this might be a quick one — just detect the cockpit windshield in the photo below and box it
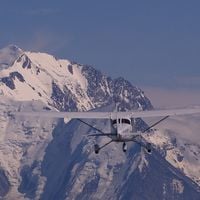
[112,119,131,125]
[122,119,131,124]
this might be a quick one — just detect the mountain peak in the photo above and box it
[0,46,200,199]
[0,44,23,70]
[6,44,22,51]
[0,44,23,53]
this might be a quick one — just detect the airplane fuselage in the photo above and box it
[110,118,139,142]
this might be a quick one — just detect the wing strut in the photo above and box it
[142,115,169,133]
[77,119,116,137]
[77,119,105,134]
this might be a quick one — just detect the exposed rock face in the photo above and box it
[0,46,152,113]
[0,169,10,197]
[0,45,199,199]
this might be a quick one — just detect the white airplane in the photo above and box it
[12,107,200,154]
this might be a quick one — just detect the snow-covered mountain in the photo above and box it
[0,45,151,111]
[0,45,200,200]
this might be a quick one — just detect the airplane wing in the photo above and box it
[11,107,200,119]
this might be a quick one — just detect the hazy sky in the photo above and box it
[1,0,200,107]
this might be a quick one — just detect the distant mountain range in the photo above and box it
[0,45,199,199]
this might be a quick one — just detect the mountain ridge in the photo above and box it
[0,45,199,199]
[0,45,152,112]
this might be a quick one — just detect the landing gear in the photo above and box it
[94,144,100,154]
[132,136,152,154]
[145,143,152,154]
[94,140,113,154]
[122,142,127,152]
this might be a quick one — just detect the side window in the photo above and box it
[122,119,131,124]
[112,119,117,125]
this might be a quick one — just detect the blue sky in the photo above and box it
[1,0,200,106]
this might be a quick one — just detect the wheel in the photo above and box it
[146,143,152,154]
[147,148,151,153]
[94,144,100,154]
[122,142,127,152]
[95,149,99,154]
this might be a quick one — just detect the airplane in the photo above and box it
[11,107,200,154]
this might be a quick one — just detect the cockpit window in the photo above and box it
[112,119,117,124]
[122,119,131,124]
[112,119,119,125]
[112,119,131,125]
